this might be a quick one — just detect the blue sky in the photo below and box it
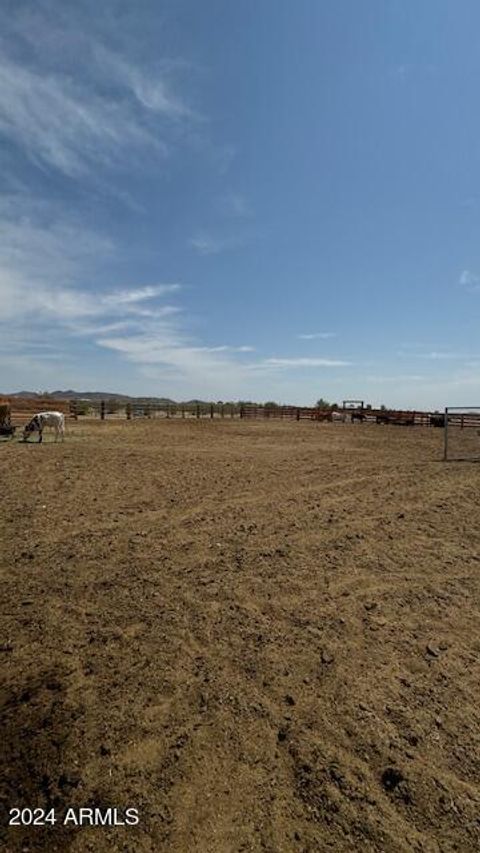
[1,0,479,407]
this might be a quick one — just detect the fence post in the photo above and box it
[196,404,200,419]
[240,405,245,419]
[210,403,214,419]
[296,408,300,421]
[443,407,448,461]
[100,400,105,420]
[221,404,224,418]
[126,403,131,420]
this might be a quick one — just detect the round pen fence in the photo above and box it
[444,407,480,461]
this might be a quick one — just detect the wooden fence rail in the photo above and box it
[1,398,76,426]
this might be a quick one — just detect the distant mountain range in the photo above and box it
[7,391,235,405]
[8,390,178,404]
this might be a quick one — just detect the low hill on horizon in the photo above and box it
[5,391,250,406]
[7,390,176,404]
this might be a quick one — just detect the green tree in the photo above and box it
[316,398,330,409]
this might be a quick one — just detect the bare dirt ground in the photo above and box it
[1,419,479,853]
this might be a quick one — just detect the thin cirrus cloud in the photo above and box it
[0,194,259,385]
[0,57,164,177]
[1,274,182,327]
[254,357,350,369]
[95,331,351,389]
[0,193,273,390]
[90,44,194,120]
[366,374,425,383]
[0,189,182,322]
[0,18,195,180]
[101,284,181,308]
[297,332,336,340]
[95,333,257,387]
[0,6,360,398]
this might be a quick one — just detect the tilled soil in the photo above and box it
[0,419,479,852]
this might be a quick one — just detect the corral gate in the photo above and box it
[342,400,364,410]
[443,407,480,461]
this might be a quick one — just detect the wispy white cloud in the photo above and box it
[0,273,182,326]
[0,56,169,177]
[0,194,183,342]
[259,357,350,369]
[93,331,354,404]
[101,284,181,308]
[192,345,255,353]
[297,332,336,340]
[97,335,254,363]
[95,328,258,395]
[0,192,259,391]
[0,10,196,180]
[1,189,352,396]
[366,374,425,383]
[0,193,113,278]
[91,44,194,119]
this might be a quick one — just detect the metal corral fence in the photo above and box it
[241,405,437,425]
[1,397,451,428]
[69,400,448,426]
[70,400,246,420]
[444,407,480,461]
